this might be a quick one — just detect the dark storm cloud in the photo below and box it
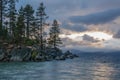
[18,0,120,22]
[82,34,100,43]
[70,25,87,32]
[70,9,120,25]
[62,22,88,32]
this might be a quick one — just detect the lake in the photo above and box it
[0,53,120,80]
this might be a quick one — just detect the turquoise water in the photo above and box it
[0,53,120,80]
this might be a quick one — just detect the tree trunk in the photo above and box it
[0,0,3,29]
[27,19,29,38]
[40,17,43,51]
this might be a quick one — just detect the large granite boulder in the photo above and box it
[0,48,10,61]
[0,49,5,61]
[10,47,32,61]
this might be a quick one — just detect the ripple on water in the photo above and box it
[0,56,120,80]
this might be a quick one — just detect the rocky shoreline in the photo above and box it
[0,46,79,62]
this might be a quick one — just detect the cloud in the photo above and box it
[62,34,102,47]
[113,30,120,38]
[61,37,103,51]
[17,0,120,51]
[70,8,120,25]
[82,34,101,42]
[62,22,88,32]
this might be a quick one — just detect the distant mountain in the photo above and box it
[69,49,120,55]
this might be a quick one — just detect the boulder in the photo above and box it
[0,48,11,62]
[35,55,46,61]
[64,50,79,59]
[10,47,32,61]
[0,49,5,61]
[55,55,66,60]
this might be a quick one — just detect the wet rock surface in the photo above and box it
[0,47,79,62]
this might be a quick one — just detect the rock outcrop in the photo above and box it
[10,47,32,61]
[0,46,79,62]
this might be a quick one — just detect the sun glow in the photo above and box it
[86,32,113,40]
[60,31,113,41]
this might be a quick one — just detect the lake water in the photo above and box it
[0,53,120,80]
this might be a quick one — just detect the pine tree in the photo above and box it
[36,3,48,51]
[31,21,37,39]
[0,0,8,29]
[0,0,8,38]
[48,20,62,48]
[16,6,25,44]
[24,4,34,38]
[8,0,17,38]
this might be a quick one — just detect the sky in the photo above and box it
[17,0,120,52]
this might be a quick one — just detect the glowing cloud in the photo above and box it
[60,31,113,41]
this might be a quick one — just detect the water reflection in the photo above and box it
[0,57,120,80]
[92,63,114,80]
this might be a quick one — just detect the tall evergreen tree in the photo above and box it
[31,21,37,39]
[24,4,34,38]
[8,0,17,37]
[48,20,62,48]
[0,0,8,35]
[0,0,8,28]
[16,6,25,44]
[36,3,48,51]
